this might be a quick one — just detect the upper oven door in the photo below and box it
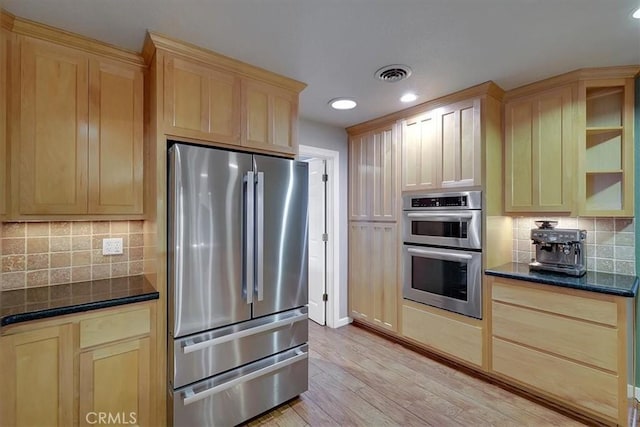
[402,210,482,249]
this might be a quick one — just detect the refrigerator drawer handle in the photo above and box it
[182,312,308,354]
[407,247,473,261]
[182,350,308,406]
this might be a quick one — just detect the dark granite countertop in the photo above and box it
[0,275,159,327]
[485,262,639,298]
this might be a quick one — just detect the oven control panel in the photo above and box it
[403,191,482,210]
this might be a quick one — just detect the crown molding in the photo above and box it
[504,65,640,100]
[5,10,144,67]
[346,81,504,135]
[144,31,306,93]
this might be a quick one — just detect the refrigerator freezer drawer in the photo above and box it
[172,307,308,389]
[171,344,308,426]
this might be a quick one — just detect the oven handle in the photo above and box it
[407,247,473,261]
[406,212,474,221]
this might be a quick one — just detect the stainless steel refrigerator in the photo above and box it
[167,142,309,426]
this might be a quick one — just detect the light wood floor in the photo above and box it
[246,321,591,427]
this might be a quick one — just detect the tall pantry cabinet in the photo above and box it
[347,122,399,332]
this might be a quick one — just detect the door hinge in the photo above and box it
[322,233,328,242]
[322,293,328,302]
[322,173,328,182]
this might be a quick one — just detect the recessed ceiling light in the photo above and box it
[329,98,357,110]
[633,7,640,18]
[400,93,418,103]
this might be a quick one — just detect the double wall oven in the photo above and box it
[402,191,483,319]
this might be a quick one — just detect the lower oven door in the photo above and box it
[403,245,482,319]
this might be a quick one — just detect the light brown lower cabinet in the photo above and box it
[487,276,633,426]
[0,324,75,426]
[348,221,398,332]
[402,299,484,368]
[0,301,156,427]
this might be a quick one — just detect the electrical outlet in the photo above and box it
[102,238,123,255]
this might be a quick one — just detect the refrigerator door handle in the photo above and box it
[181,312,308,354]
[256,171,265,301]
[181,349,308,406]
[244,171,255,304]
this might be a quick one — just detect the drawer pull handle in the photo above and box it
[182,349,308,406]
[182,312,307,354]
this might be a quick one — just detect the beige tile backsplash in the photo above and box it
[1,221,146,290]
[512,217,636,275]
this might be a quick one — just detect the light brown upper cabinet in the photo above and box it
[577,78,635,216]
[144,32,305,157]
[18,37,90,215]
[10,21,145,218]
[401,97,481,191]
[348,123,397,221]
[88,58,144,215]
[438,98,481,188]
[504,84,576,213]
[242,78,298,155]
[402,112,437,191]
[163,55,240,144]
[503,66,638,216]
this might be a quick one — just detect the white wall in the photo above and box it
[298,118,349,320]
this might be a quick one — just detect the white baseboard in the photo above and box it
[332,317,352,328]
[627,384,640,399]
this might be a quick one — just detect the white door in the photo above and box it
[307,158,326,325]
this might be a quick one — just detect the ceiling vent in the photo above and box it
[375,64,412,82]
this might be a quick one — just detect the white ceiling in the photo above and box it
[3,0,640,128]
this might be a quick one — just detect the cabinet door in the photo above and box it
[505,85,574,212]
[80,337,151,427]
[349,125,397,220]
[370,125,397,220]
[348,132,370,220]
[242,79,298,155]
[19,37,89,214]
[402,113,438,191]
[369,223,398,331]
[0,28,7,217]
[164,56,240,144]
[348,222,398,331]
[0,324,74,427]
[88,58,144,214]
[438,98,481,188]
[348,222,371,321]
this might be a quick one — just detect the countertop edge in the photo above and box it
[1,291,159,327]
[485,266,639,298]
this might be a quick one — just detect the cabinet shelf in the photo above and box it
[586,126,623,135]
[586,169,623,175]
[585,172,623,212]
[585,86,623,100]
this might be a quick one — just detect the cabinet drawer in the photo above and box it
[80,307,150,348]
[492,280,617,326]
[492,301,618,371]
[402,303,482,367]
[492,337,618,421]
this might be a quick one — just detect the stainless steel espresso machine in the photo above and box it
[529,221,587,277]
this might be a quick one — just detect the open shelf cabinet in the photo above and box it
[578,79,634,216]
